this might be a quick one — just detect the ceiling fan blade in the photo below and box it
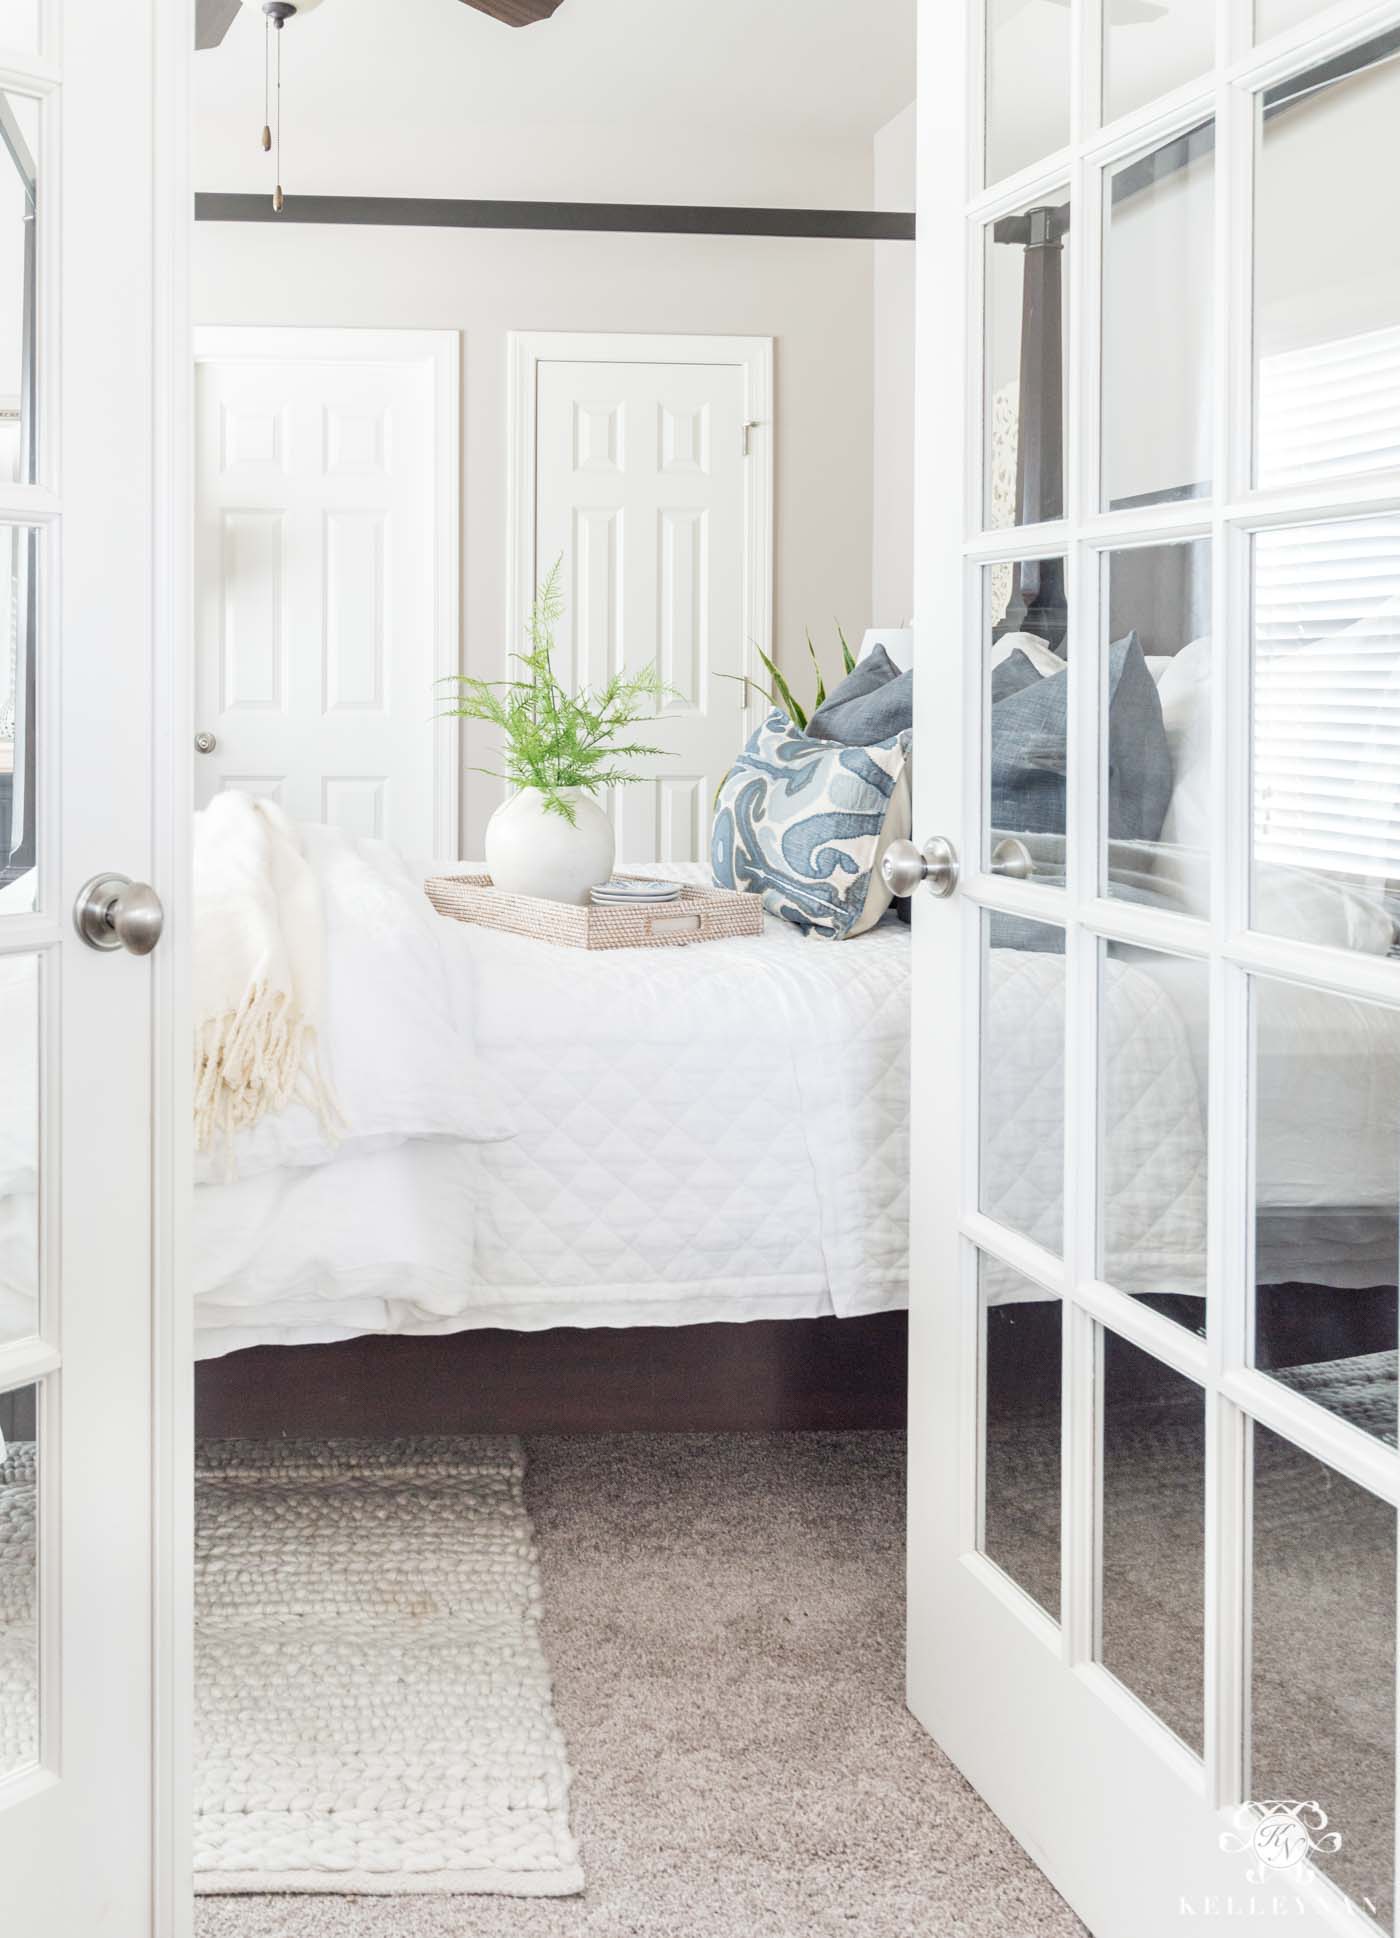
[195,0,243,49]
[457,0,568,24]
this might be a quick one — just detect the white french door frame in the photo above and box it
[0,0,193,1929]
[911,0,1400,1930]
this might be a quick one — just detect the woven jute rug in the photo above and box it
[194,1436,583,1897]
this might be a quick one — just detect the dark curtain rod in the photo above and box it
[194,192,916,241]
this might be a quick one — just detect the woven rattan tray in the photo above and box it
[423,873,764,950]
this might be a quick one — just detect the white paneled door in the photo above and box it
[908,1,1400,1933]
[0,0,186,1930]
[510,332,772,864]
[194,328,459,854]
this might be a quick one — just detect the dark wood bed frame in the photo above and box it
[196,1312,910,1436]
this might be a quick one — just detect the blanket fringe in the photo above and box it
[194,981,343,1166]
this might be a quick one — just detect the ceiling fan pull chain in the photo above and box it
[261,14,271,151]
[273,19,283,213]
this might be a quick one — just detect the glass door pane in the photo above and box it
[0,1382,37,1786]
[985,195,1071,533]
[1104,0,1213,127]
[981,1262,1062,1620]
[0,950,37,1347]
[1253,975,1399,1445]
[1099,1331,1205,1755]
[986,0,1069,187]
[1101,541,1212,909]
[1252,1426,1395,1928]
[1255,33,1400,491]
[1250,517,1400,949]
[1102,125,1213,513]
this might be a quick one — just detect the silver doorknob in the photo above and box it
[74,874,165,955]
[881,836,960,899]
[194,731,217,754]
[990,836,1035,880]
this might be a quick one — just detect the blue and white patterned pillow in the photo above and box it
[711,711,912,939]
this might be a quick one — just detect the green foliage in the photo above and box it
[720,623,855,732]
[439,560,672,824]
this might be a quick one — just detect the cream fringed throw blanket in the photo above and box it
[193,792,341,1155]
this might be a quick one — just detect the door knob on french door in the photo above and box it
[194,731,217,753]
[881,836,960,899]
[73,874,165,955]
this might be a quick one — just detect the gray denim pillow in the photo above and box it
[989,633,1172,950]
[990,631,1169,844]
[807,644,913,744]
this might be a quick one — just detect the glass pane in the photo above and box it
[0,94,36,488]
[0,950,36,1348]
[986,0,1069,188]
[1255,34,1400,490]
[1254,976,1398,1446]
[981,1259,1061,1621]
[1102,542,1212,910]
[0,1380,37,1784]
[1102,124,1213,512]
[1255,0,1332,42]
[1252,1426,1395,1929]
[985,197,1071,532]
[985,559,1069,878]
[1100,945,1208,1327]
[0,526,37,914]
[1251,519,1400,950]
[1099,1331,1205,1754]
[980,911,1066,1255]
[1105,0,1214,127]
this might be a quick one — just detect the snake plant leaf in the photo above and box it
[805,630,827,711]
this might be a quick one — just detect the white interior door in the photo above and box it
[0,0,185,1929]
[510,331,772,864]
[194,327,459,855]
[909,1,1400,1931]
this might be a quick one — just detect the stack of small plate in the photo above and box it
[590,877,683,907]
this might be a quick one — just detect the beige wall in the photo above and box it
[873,102,916,625]
[194,219,876,854]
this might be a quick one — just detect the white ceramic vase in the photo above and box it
[484,786,616,905]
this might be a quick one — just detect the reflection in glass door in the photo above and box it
[910,2,1400,1932]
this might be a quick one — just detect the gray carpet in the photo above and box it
[194,1432,1086,1938]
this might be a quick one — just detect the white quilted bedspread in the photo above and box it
[981,951,1207,1300]
[185,868,1220,1355]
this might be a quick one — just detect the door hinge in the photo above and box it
[742,420,760,457]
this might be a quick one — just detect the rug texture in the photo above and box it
[195,1436,583,1898]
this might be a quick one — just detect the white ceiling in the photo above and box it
[194,0,918,207]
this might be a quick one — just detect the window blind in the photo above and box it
[1253,326,1400,886]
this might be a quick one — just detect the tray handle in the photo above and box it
[643,905,706,943]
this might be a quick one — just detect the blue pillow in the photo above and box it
[711,711,912,939]
[807,644,913,744]
[991,632,1170,847]
[989,632,1172,951]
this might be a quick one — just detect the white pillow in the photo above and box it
[989,630,1064,681]
[194,822,513,1184]
[1154,636,1212,853]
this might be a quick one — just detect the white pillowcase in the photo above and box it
[194,822,512,1184]
[1152,637,1212,853]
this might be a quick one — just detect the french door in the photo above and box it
[909,0,1400,1931]
[0,0,187,1931]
